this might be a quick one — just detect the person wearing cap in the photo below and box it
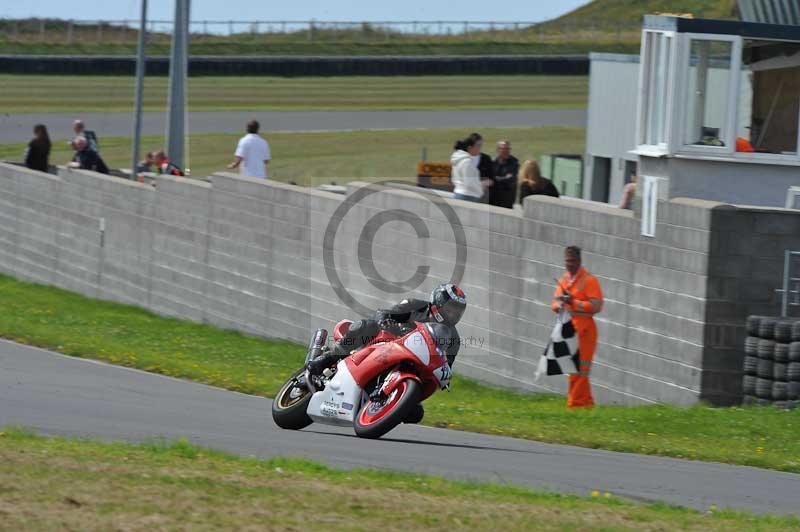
[551,246,604,408]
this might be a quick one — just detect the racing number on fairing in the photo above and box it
[433,363,452,390]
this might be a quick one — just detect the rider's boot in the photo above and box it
[404,403,424,424]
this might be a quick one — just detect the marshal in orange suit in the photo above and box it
[551,246,604,408]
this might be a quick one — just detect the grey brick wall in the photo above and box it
[1,162,797,405]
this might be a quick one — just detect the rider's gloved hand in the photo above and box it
[379,319,409,336]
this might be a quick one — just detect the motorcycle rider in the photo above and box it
[309,283,466,374]
[306,283,466,422]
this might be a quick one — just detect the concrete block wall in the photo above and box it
[704,204,800,403]
[2,161,797,405]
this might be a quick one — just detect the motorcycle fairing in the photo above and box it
[306,359,363,426]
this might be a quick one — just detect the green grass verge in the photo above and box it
[1,427,797,530]
[0,74,588,113]
[0,273,799,473]
[0,127,586,185]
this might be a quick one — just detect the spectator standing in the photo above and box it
[72,120,99,154]
[467,132,493,201]
[69,136,109,174]
[518,159,559,204]
[24,124,51,172]
[450,136,493,202]
[154,151,185,176]
[619,173,638,210]
[489,140,519,209]
[228,120,271,178]
[551,246,604,408]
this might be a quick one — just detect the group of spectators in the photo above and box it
[23,120,110,175]
[22,119,272,181]
[450,132,559,209]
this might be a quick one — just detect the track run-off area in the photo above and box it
[2,339,799,516]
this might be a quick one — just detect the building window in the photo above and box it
[639,31,674,148]
[736,39,800,156]
[683,39,735,149]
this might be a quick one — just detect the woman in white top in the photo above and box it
[450,136,492,202]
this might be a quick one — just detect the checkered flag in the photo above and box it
[535,310,580,379]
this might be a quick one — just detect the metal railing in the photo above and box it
[0,18,639,45]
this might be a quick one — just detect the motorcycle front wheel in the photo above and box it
[354,378,421,439]
[272,368,313,430]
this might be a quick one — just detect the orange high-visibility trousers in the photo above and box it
[567,319,597,408]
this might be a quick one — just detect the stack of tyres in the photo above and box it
[742,316,800,408]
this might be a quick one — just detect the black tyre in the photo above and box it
[757,398,773,407]
[746,315,762,337]
[743,355,759,376]
[744,336,759,356]
[789,342,800,363]
[788,382,800,400]
[742,394,758,406]
[774,401,798,410]
[757,339,775,360]
[755,377,772,399]
[775,320,793,343]
[404,403,425,424]
[757,359,773,379]
[774,362,788,382]
[758,317,776,340]
[774,343,790,363]
[272,368,314,430]
[792,321,800,342]
[742,375,756,395]
[788,362,800,382]
[354,378,421,439]
[772,381,788,401]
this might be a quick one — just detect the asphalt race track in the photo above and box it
[2,338,798,516]
[0,109,586,144]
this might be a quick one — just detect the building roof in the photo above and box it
[643,15,800,41]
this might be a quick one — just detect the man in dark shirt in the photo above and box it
[489,140,519,209]
[70,136,109,174]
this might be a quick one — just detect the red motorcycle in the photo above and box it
[272,319,453,439]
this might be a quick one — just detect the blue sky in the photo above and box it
[1,1,589,24]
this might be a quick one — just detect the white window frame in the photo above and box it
[636,30,678,155]
[730,38,800,163]
[674,33,742,157]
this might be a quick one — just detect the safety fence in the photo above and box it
[0,54,590,76]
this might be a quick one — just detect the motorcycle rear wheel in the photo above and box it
[354,378,421,439]
[272,368,313,430]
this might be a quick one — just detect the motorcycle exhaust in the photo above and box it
[304,328,328,365]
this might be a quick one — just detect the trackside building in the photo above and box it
[584,15,800,210]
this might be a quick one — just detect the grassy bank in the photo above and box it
[0,74,588,113]
[0,127,585,185]
[1,274,799,473]
[1,428,797,531]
